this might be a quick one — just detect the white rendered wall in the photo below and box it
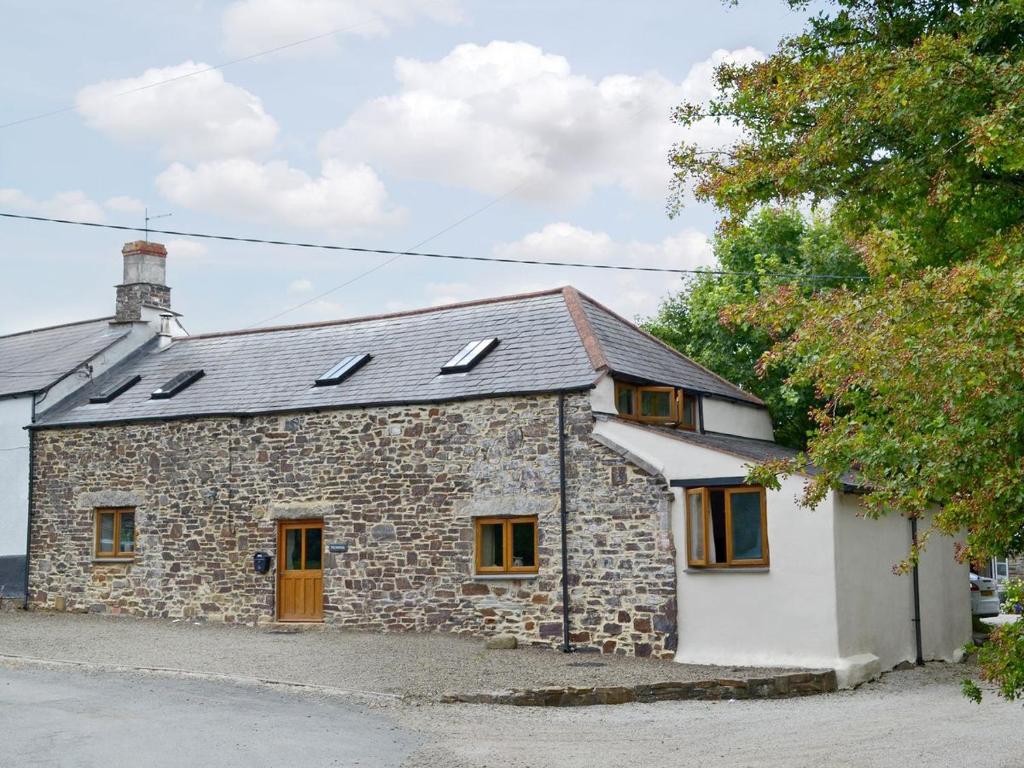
[0,396,33,556]
[591,375,616,416]
[701,396,775,441]
[674,471,841,668]
[917,520,972,660]
[593,419,843,669]
[834,493,970,667]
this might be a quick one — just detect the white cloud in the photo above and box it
[165,239,209,260]
[288,298,346,322]
[103,196,146,214]
[156,157,402,231]
[321,42,762,203]
[494,222,712,273]
[0,188,106,221]
[76,61,279,162]
[415,222,713,319]
[288,278,314,294]
[221,0,462,56]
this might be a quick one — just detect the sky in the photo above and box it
[0,0,811,336]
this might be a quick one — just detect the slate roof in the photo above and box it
[0,318,128,398]
[34,287,763,429]
[576,293,762,405]
[619,418,865,490]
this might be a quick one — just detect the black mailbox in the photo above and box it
[253,551,272,574]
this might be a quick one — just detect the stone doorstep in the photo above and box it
[261,622,327,634]
[438,669,838,707]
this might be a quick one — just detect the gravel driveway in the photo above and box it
[0,612,801,699]
[396,664,1023,767]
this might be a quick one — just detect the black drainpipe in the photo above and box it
[22,397,37,610]
[558,393,572,653]
[910,516,924,665]
[697,395,706,434]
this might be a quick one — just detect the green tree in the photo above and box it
[643,207,862,449]
[670,0,1024,699]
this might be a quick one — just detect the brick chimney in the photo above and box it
[114,241,171,323]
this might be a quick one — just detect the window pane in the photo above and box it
[118,512,135,553]
[730,492,764,561]
[687,493,704,563]
[479,523,504,568]
[682,394,695,427]
[98,513,115,553]
[709,490,727,564]
[304,527,322,570]
[616,387,635,416]
[285,529,302,570]
[640,390,673,418]
[510,522,535,568]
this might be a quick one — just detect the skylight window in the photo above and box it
[440,338,499,374]
[150,369,204,400]
[89,375,141,404]
[315,353,371,387]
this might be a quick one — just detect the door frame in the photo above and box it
[275,518,325,622]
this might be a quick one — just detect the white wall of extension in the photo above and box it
[591,414,972,687]
[0,395,33,557]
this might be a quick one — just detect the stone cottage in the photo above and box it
[25,269,972,683]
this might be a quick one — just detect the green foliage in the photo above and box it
[967,621,1024,702]
[669,0,1024,699]
[1002,578,1024,615]
[643,207,863,449]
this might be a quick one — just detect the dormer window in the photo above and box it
[615,381,697,430]
[440,338,499,374]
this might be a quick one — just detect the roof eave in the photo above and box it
[29,383,599,432]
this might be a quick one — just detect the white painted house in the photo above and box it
[588,373,970,687]
[0,241,183,597]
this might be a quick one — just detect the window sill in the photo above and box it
[684,567,769,574]
[471,573,539,581]
[92,557,135,564]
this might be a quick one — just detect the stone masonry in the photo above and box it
[28,392,678,657]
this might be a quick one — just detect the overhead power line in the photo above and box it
[0,20,374,130]
[253,179,536,326]
[0,212,869,282]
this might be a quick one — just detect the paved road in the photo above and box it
[3,661,1022,767]
[0,665,421,767]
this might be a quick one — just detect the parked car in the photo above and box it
[971,572,1001,617]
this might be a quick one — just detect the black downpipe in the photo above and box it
[697,395,706,434]
[558,393,572,653]
[910,516,924,666]
[22,398,37,610]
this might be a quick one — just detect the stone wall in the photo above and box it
[114,283,171,323]
[29,393,677,657]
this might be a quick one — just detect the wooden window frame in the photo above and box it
[636,386,678,425]
[474,516,539,576]
[679,391,698,431]
[686,488,708,566]
[614,381,697,431]
[94,507,136,560]
[614,382,637,418]
[685,486,769,569]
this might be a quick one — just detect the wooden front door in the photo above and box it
[277,520,324,622]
